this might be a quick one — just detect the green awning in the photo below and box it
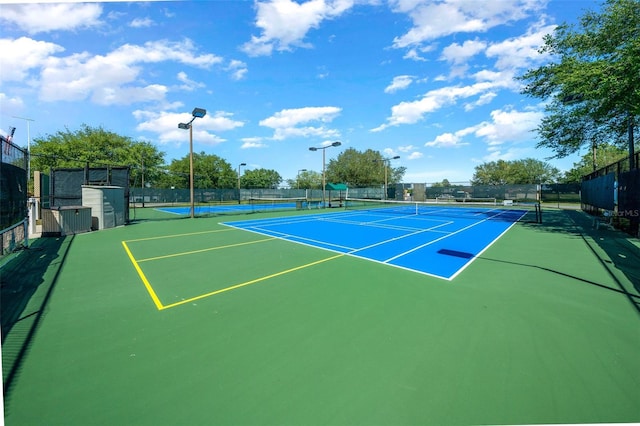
[324,183,348,191]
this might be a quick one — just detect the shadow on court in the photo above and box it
[1,235,74,399]
[564,209,640,294]
[478,208,640,317]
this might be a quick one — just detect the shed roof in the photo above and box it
[324,183,348,191]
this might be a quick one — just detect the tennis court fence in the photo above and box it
[127,184,557,221]
[1,134,28,257]
[581,152,640,237]
[129,184,558,206]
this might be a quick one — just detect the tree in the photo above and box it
[431,179,452,188]
[563,143,629,183]
[286,170,322,189]
[30,124,165,187]
[471,160,512,185]
[510,158,561,184]
[471,158,559,185]
[129,141,166,190]
[240,168,282,189]
[163,152,236,189]
[518,0,639,160]
[325,148,406,187]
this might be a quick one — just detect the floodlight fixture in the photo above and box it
[308,141,342,207]
[178,123,190,130]
[192,108,207,118]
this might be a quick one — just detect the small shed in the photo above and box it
[81,185,126,230]
[325,183,348,207]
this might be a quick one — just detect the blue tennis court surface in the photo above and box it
[222,205,531,280]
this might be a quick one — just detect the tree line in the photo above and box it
[29,126,409,190]
[29,124,629,191]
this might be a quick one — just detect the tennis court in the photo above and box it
[221,199,540,280]
[3,205,640,425]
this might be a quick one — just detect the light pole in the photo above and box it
[12,115,34,182]
[309,141,341,208]
[178,107,207,218]
[375,155,400,200]
[237,162,246,204]
[297,169,307,189]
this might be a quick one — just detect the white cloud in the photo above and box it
[0,93,25,116]
[397,145,416,152]
[207,111,246,132]
[463,92,497,111]
[407,151,423,160]
[384,75,414,93]
[403,44,436,61]
[36,39,222,105]
[0,37,64,82]
[473,108,543,146]
[403,48,427,61]
[93,84,168,106]
[242,0,355,56]
[134,109,244,146]
[440,38,487,64]
[176,72,205,91]
[382,148,400,158]
[241,138,268,149]
[485,22,556,71]
[425,107,543,150]
[226,60,248,81]
[391,0,547,48]
[130,18,154,28]
[106,40,223,69]
[0,3,103,34]
[425,131,471,148]
[480,147,531,163]
[260,106,342,140]
[373,80,508,131]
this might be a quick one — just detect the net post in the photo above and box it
[536,202,542,224]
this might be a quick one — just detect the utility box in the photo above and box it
[41,206,92,236]
[81,185,126,230]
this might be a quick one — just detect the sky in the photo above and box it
[0,0,601,185]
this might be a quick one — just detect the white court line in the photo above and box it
[318,216,428,233]
[222,223,357,252]
[346,221,454,255]
[252,226,357,251]
[383,208,516,263]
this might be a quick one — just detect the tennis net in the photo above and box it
[344,198,542,223]
[248,197,312,212]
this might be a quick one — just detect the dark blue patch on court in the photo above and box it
[222,206,528,280]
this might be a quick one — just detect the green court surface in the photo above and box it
[2,207,640,425]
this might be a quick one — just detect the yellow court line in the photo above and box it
[137,237,276,262]
[122,241,164,310]
[160,253,345,310]
[125,227,237,243]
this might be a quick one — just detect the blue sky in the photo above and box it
[0,0,600,184]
